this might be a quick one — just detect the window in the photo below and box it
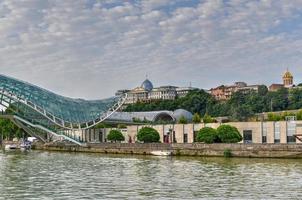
[262,122,267,144]
[274,122,280,143]
[173,131,177,143]
[243,130,252,144]
[287,121,296,144]
[183,133,188,143]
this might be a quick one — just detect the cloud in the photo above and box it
[0,0,301,99]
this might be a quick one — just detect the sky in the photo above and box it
[0,0,302,99]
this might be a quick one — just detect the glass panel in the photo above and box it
[0,74,119,125]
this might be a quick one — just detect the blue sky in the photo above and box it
[0,0,302,99]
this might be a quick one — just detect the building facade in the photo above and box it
[123,121,301,144]
[210,82,260,100]
[117,79,197,105]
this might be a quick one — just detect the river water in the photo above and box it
[0,151,301,200]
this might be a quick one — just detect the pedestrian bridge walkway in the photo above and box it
[0,74,126,145]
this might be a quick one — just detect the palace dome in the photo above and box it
[283,70,293,78]
[141,79,153,91]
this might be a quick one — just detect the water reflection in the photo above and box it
[0,151,302,199]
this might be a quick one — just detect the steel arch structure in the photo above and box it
[0,74,126,145]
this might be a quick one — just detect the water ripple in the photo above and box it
[0,151,302,199]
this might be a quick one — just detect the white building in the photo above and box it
[117,79,198,105]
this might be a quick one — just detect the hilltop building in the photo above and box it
[116,79,197,105]
[210,82,261,101]
[283,69,294,88]
[269,69,294,91]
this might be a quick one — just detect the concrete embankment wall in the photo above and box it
[32,143,302,158]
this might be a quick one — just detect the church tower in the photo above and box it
[283,69,293,88]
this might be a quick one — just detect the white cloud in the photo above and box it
[0,0,302,99]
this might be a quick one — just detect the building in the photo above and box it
[210,82,260,100]
[269,69,294,91]
[118,79,198,105]
[124,86,149,104]
[283,69,294,88]
[124,120,301,144]
[176,87,197,98]
[108,109,193,124]
[269,84,284,92]
[149,86,178,100]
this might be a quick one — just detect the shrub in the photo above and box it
[192,113,201,123]
[267,113,281,121]
[117,124,127,129]
[217,124,242,143]
[297,110,302,120]
[178,115,188,124]
[203,113,215,123]
[137,127,160,143]
[196,127,219,143]
[107,130,125,142]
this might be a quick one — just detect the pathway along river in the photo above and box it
[0,151,302,199]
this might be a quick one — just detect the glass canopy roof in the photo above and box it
[0,74,119,125]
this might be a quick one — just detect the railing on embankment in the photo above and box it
[32,143,302,158]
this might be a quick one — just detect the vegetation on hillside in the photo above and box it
[124,86,302,121]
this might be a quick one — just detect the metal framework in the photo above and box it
[0,74,126,145]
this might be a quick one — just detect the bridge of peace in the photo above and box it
[0,74,129,145]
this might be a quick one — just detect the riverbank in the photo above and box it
[28,142,302,158]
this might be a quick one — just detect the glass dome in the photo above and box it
[141,79,153,91]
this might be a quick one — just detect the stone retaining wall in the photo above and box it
[32,142,302,158]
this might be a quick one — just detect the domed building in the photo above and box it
[269,69,294,91]
[141,79,153,91]
[283,69,293,88]
[117,78,197,105]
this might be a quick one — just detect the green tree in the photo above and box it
[137,127,160,143]
[0,118,23,140]
[289,88,302,109]
[258,85,268,96]
[268,88,289,111]
[107,130,125,142]
[231,104,254,121]
[192,113,201,123]
[196,127,219,143]
[297,110,302,120]
[217,124,242,143]
[178,115,188,124]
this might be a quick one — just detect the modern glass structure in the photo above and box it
[0,74,126,145]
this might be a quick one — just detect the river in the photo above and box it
[0,150,301,199]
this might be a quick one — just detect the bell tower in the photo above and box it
[282,68,293,87]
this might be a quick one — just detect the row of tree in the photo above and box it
[196,125,242,143]
[124,86,302,121]
[107,125,242,144]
